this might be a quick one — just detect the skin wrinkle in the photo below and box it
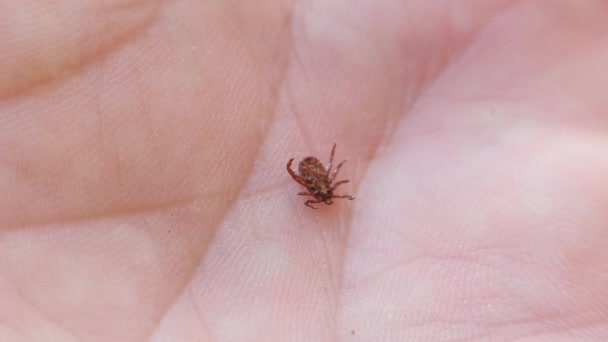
[290,16,508,338]
[392,0,515,125]
[3,0,608,340]
[293,3,391,338]
[388,231,597,336]
[0,0,161,99]
[182,0,608,340]
[186,286,215,341]
[6,278,81,341]
[1,192,200,231]
[316,220,344,339]
[197,6,295,220]
[331,2,537,339]
[283,5,391,336]
[0,0,290,226]
[144,3,295,339]
[488,315,607,340]
[90,0,156,13]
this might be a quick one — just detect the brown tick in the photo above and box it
[286,143,355,209]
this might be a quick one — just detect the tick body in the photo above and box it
[286,143,355,209]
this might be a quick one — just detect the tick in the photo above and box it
[286,143,355,209]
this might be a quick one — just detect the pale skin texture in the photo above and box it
[1,0,608,340]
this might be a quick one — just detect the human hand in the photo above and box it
[1,0,607,340]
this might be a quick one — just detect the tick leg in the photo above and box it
[304,199,322,209]
[330,179,349,191]
[330,160,347,182]
[327,143,337,174]
[333,194,355,200]
[297,192,314,196]
[286,158,308,187]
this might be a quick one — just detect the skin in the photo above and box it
[1,0,608,340]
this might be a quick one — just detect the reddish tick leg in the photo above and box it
[304,199,322,209]
[327,143,337,173]
[286,158,308,187]
[331,179,349,190]
[334,194,355,200]
[330,160,347,182]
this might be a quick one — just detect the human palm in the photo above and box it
[2,1,608,340]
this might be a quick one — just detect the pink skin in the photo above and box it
[1,0,608,340]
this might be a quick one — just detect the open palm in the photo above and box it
[2,1,607,340]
